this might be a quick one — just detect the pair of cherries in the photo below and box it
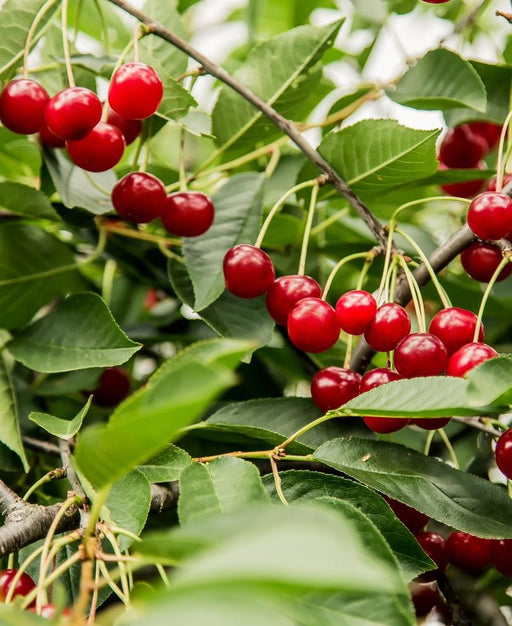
[0,569,71,619]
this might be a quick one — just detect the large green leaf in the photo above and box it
[0,182,60,221]
[29,396,92,440]
[0,350,28,471]
[465,355,512,407]
[315,437,512,538]
[8,293,141,373]
[138,444,192,483]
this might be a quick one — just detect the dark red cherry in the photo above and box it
[429,307,484,356]
[416,532,448,581]
[495,429,512,480]
[360,368,409,433]
[287,298,340,353]
[467,121,502,152]
[446,342,498,377]
[0,569,36,605]
[160,192,215,237]
[335,290,377,335]
[412,417,451,430]
[394,333,448,378]
[410,582,442,617]
[38,121,65,148]
[421,0,450,3]
[223,245,275,298]
[44,87,102,141]
[265,275,321,326]
[440,162,485,199]
[461,243,512,283]
[111,172,166,223]
[30,605,73,619]
[66,122,125,172]
[486,173,512,192]
[0,79,49,134]
[364,303,411,352]
[107,108,142,145]
[467,192,512,241]
[384,496,429,533]
[92,367,131,407]
[108,63,163,120]
[310,366,361,412]
[491,539,512,577]
[439,125,487,168]
[446,532,491,573]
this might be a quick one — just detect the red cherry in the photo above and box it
[0,79,49,134]
[486,173,512,192]
[44,87,102,141]
[467,192,512,241]
[335,290,377,335]
[360,368,409,433]
[265,275,321,326]
[467,121,502,152]
[495,429,512,480]
[412,417,452,430]
[384,496,429,533]
[439,125,487,169]
[92,367,131,407]
[446,342,498,377]
[287,298,340,353]
[107,108,142,145]
[30,605,73,619]
[160,192,215,237]
[112,172,166,223]
[223,245,275,298]
[0,569,36,605]
[394,333,448,378]
[461,243,512,283]
[416,531,448,581]
[429,307,484,356]
[38,121,65,148]
[410,582,442,617]
[446,532,491,573]
[66,122,125,172]
[439,161,485,199]
[491,539,512,577]
[108,63,163,120]
[310,366,361,412]
[144,288,160,311]
[364,303,411,352]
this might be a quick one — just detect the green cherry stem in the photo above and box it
[390,196,471,224]
[438,428,460,469]
[473,254,512,341]
[270,456,289,506]
[322,252,373,300]
[23,0,59,79]
[61,0,75,88]
[398,255,426,332]
[377,222,396,302]
[178,126,187,192]
[496,110,512,192]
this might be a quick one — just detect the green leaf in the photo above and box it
[138,445,192,483]
[0,350,28,471]
[315,437,512,538]
[389,49,487,112]
[465,355,512,407]
[178,457,270,524]
[212,20,343,154]
[29,396,92,440]
[0,182,60,221]
[156,72,197,122]
[183,173,265,311]
[8,293,141,373]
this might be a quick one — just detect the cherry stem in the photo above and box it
[438,428,460,469]
[23,0,59,79]
[322,251,374,300]
[133,23,141,63]
[424,430,436,455]
[61,0,75,87]
[270,456,289,506]
[310,207,349,237]
[398,256,426,332]
[92,0,112,56]
[22,468,66,502]
[355,250,377,291]
[102,527,130,600]
[254,179,316,248]
[473,255,512,341]
[297,183,319,276]
[264,146,281,179]
[178,126,187,193]
[343,335,354,370]
[496,110,512,192]
[377,222,396,303]
[391,196,471,224]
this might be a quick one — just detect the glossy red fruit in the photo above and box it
[429,307,484,356]
[265,275,321,326]
[495,429,512,479]
[335,290,377,335]
[0,79,49,134]
[364,303,411,352]
[486,173,512,192]
[107,108,142,145]
[467,121,502,152]
[112,172,166,223]
[446,342,498,377]
[491,539,512,577]
[92,367,131,407]
[0,569,36,604]
[416,532,448,581]
[394,333,448,378]
[161,192,215,237]
[44,87,102,141]
[410,582,442,617]
[439,161,485,199]
[30,605,73,619]
[461,243,512,283]
[384,496,429,533]
[66,122,125,172]
[287,298,340,353]
[412,417,452,430]
[446,532,492,573]
[439,125,487,169]
[38,121,65,148]
[310,367,361,412]
[360,368,409,434]
[467,192,512,241]
[223,245,275,298]
[108,63,163,120]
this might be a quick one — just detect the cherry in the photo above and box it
[92,367,131,407]
[446,342,498,377]
[144,288,161,311]
[223,245,275,298]
[0,79,49,134]
[394,333,448,378]
[287,298,340,353]
[439,125,487,168]
[38,121,65,148]
[495,429,512,479]
[335,290,377,335]
[486,173,512,192]
[66,122,125,172]
[429,307,484,356]
[416,531,448,581]
[360,368,409,433]
[44,87,102,141]
[384,496,429,533]
[491,539,512,577]
[410,582,442,618]
[108,63,163,120]
[310,366,361,412]
[364,303,411,352]
[446,532,491,573]
[160,192,215,237]
[467,192,512,241]
[412,417,452,430]
[107,108,142,145]
[467,121,502,152]
[265,275,321,326]
[112,172,166,223]
[439,161,485,199]
[461,243,512,283]
[30,605,73,619]
[0,569,36,605]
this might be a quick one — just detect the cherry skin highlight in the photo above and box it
[0,569,36,605]
[467,192,512,241]
[495,429,512,480]
[364,303,411,352]
[287,297,340,353]
[66,122,125,172]
[106,108,142,145]
[394,333,448,378]
[491,539,512,577]
[92,367,131,407]
[223,245,275,298]
[0,79,49,134]
[429,307,484,356]
[461,243,512,283]
[416,531,448,582]
[446,532,492,573]
[44,87,102,141]
[446,342,498,377]
[310,366,361,413]
[359,368,409,433]
[439,125,487,168]
[108,63,163,120]
[112,172,166,223]
[161,192,215,237]
[335,290,377,335]
[265,275,321,326]
[384,496,429,533]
